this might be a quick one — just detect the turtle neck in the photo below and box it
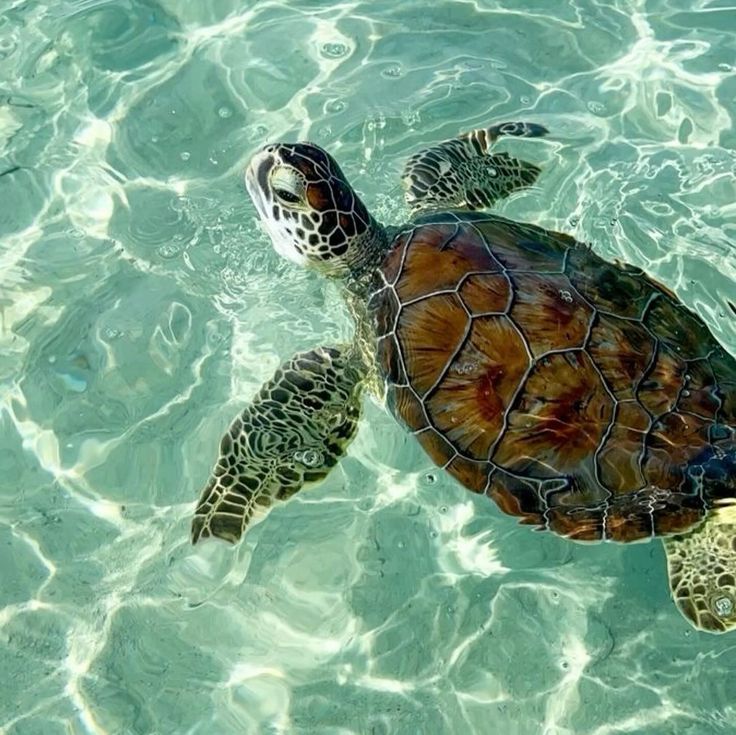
[344,217,392,295]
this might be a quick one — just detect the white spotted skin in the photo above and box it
[245,148,309,267]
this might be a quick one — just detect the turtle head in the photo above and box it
[245,142,384,277]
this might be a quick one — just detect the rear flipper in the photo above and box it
[402,120,548,215]
[191,345,363,544]
[664,505,736,633]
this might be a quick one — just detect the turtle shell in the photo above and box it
[371,212,736,542]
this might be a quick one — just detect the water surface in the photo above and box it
[1,0,736,733]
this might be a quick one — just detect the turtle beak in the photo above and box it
[244,146,274,215]
[243,146,309,268]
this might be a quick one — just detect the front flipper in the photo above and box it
[191,345,363,544]
[402,121,548,215]
[664,507,736,633]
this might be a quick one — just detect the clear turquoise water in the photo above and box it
[2,1,736,733]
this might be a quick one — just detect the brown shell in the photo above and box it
[372,212,736,542]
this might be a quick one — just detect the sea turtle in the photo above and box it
[191,122,736,633]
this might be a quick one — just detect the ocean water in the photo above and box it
[1,0,736,733]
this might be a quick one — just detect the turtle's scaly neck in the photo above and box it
[341,220,392,395]
[344,219,391,295]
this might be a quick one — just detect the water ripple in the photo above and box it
[1,1,735,733]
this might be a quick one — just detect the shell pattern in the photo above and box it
[371,212,736,542]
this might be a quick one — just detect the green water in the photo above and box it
[1,0,736,733]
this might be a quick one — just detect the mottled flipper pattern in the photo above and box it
[665,505,736,633]
[191,345,363,544]
[402,121,548,214]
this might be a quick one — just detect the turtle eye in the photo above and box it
[270,166,305,206]
[273,187,301,204]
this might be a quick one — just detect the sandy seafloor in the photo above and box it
[1,0,736,733]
